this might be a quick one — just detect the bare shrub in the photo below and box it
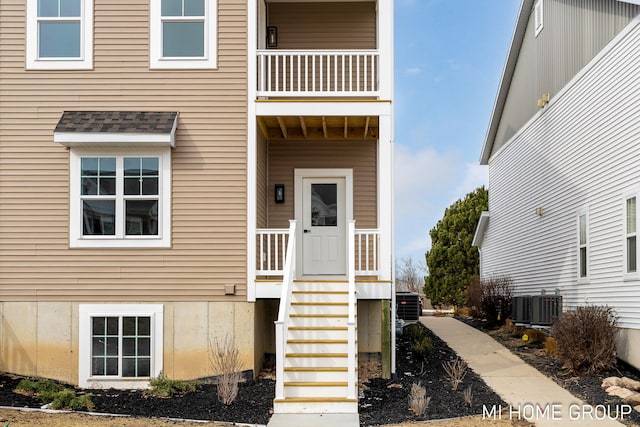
[209,335,243,405]
[544,337,557,357]
[408,382,430,416]
[551,305,618,374]
[463,385,473,407]
[465,276,482,316]
[442,357,467,391]
[480,275,513,325]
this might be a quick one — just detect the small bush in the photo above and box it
[479,275,513,325]
[442,357,467,391]
[465,276,482,316]
[403,323,426,344]
[408,382,430,416]
[148,372,197,397]
[551,305,617,374]
[524,328,546,345]
[210,335,243,405]
[463,385,473,407]
[545,337,557,357]
[16,378,93,411]
[410,336,433,361]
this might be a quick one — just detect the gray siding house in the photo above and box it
[474,0,640,369]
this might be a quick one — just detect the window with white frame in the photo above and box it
[578,211,588,279]
[70,149,171,248]
[79,304,163,389]
[626,196,637,275]
[26,0,93,70]
[149,0,217,69]
[534,0,544,37]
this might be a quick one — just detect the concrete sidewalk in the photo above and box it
[421,316,629,426]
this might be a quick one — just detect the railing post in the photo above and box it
[274,220,297,402]
[347,220,357,399]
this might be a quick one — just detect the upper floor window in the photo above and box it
[534,0,544,37]
[149,0,218,69]
[626,196,637,275]
[70,149,171,248]
[578,211,588,280]
[26,0,93,70]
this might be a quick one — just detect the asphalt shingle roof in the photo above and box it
[55,111,178,134]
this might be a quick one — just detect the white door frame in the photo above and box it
[294,168,353,277]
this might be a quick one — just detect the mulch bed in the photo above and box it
[0,322,505,426]
[456,316,640,426]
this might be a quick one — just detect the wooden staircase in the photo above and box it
[273,280,358,414]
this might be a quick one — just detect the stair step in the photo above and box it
[286,353,347,358]
[287,340,348,344]
[289,326,347,331]
[293,290,349,294]
[292,301,348,306]
[274,397,357,403]
[284,382,348,387]
[290,313,347,318]
[285,367,347,372]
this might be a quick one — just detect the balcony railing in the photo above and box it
[257,50,379,97]
[256,227,379,277]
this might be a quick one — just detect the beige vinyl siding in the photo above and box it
[267,140,377,229]
[0,0,248,301]
[268,2,376,50]
[257,132,268,229]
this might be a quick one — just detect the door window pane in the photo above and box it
[163,22,205,57]
[311,184,337,226]
[39,22,81,58]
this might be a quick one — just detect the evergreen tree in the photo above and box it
[424,186,488,307]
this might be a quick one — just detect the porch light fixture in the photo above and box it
[275,184,285,203]
[536,207,543,216]
[267,26,278,48]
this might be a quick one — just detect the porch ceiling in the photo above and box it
[257,115,378,141]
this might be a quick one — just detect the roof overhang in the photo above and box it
[472,211,490,248]
[54,111,178,148]
[480,0,533,165]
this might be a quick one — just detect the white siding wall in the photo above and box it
[482,17,640,329]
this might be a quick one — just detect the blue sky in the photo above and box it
[393,1,521,264]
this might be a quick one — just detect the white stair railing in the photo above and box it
[347,220,358,400]
[274,220,297,400]
[257,50,379,97]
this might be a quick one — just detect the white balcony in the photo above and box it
[257,50,380,97]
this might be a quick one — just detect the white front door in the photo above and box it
[301,177,346,275]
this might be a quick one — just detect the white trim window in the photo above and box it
[625,195,638,276]
[79,304,163,389]
[150,0,218,69]
[26,0,93,70]
[578,210,589,280]
[534,0,544,37]
[70,148,171,248]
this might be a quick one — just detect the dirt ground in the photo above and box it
[0,408,531,427]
